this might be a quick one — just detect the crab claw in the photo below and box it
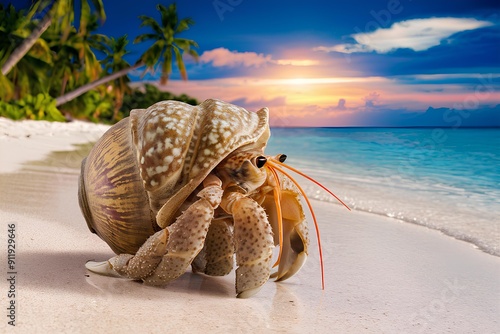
[263,188,309,282]
[85,259,127,278]
[275,189,309,281]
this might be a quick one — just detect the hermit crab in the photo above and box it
[79,99,349,298]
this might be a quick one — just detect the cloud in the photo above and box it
[229,96,289,126]
[230,96,287,110]
[290,102,500,127]
[200,47,319,68]
[337,98,346,110]
[274,59,320,66]
[346,104,500,127]
[363,92,380,108]
[200,48,272,67]
[314,17,494,54]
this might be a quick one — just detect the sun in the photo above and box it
[287,78,311,85]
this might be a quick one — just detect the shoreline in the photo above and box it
[340,203,498,258]
[267,127,500,258]
[1,117,498,257]
[0,117,499,332]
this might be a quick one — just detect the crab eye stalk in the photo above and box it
[278,154,287,163]
[256,156,267,168]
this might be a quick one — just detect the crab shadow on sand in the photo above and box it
[19,250,237,299]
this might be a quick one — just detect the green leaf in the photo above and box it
[173,46,187,80]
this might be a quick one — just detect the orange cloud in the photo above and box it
[274,59,320,66]
[145,73,500,127]
[200,47,320,68]
[200,48,272,67]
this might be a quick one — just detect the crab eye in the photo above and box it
[256,156,267,168]
[278,154,287,163]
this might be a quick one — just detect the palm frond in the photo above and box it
[89,0,106,22]
[174,38,199,50]
[138,16,163,36]
[139,41,163,68]
[173,46,187,80]
[187,48,199,62]
[160,47,173,85]
[176,18,195,33]
[79,0,91,35]
[158,4,178,30]
[133,33,160,44]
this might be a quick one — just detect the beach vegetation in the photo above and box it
[0,93,65,121]
[0,1,199,123]
[66,89,114,123]
[100,35,132,121]
[120,83,199,118]
[0,3,52,100]
[1,0,106,77]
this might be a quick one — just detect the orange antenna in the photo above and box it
[268,158,351,290]
[266,165,284,268]
[267,160,326,290]
[271,160,351,211]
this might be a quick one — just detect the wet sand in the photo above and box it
[0,118,498,333]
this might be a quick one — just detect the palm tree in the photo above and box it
[0,4,52,100]
[1,0,105,76]
[0,4,30,100]
[101,35,132,120]
[135,3,199,85]
[54,60,141,107]
[44,1,105,97]
[55,3,199,107]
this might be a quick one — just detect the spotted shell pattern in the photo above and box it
[79,99,270,255]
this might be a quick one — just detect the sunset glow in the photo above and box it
[99,0,499,127]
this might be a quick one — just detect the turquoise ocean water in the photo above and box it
[265,128,500,256]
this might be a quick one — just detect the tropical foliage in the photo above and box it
[135,4,199,85]
[0,93,65,121]
[121,83,198,118]
[0,1,199,123]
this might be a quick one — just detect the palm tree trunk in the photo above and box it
[1,12,53,76]
[112,86,122,121]
[55,63,143,107]
[60,74,69,96]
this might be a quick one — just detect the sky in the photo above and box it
[8,0,500,126]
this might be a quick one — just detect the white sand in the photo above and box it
[0,117,110,173]
[0,117,498,333]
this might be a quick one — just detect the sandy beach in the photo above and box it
[0,117,498,333]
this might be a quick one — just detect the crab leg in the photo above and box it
[220,191,274,298]
[86,175,224,284]
[191,217,234,276]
